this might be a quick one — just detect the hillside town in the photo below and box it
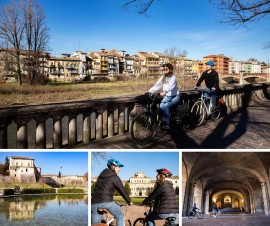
[0,48,269,83]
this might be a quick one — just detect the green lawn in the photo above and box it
[113,196,179,206]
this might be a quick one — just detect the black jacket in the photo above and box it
[142,180,179,214]
[196,69,219,90]
[91,168,131,204]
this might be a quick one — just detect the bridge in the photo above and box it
[0,82,269,149]
[221,73,269,84]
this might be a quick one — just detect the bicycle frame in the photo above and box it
[199,91,213,115]
[99,205,130,226]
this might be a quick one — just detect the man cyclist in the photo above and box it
[194,60,220,111]
[91,159,133,226]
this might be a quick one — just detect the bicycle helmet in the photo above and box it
[205,60,215,66]
[156,168,172,177]
[107,159,124,167]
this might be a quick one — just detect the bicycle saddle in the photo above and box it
[97,208,110,214]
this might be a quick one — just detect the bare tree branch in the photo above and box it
[123,0,155,14]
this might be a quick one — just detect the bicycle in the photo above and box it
[188,209,204,219]
[210,209,223,218]
[93,203,132,226]
[133,203,178,226]
[131,92,191,144]
[190,88,221,127]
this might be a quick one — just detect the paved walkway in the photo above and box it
[182,213,270,226]
[76,100,270,149]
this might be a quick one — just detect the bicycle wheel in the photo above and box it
[125,219,132,226]
[131,112,157,144]
[190,100,206,126]
[210,106,221,120]
[133,217,147,226]
[197,212,204,219]
[187,212,194,219]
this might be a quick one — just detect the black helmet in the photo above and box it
[156,168,172,177]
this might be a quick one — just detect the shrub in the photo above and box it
[3,189,14,195]
[58,188,85,194]
[21,188,56,194]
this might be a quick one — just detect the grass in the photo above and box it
[0,78,197,107]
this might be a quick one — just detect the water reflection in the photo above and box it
[0,195,88,225]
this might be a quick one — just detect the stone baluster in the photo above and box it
[118,105,126,135]
[69,115,77,146]
[0,119,8,149]
[83,113,91,144]
[53,115,63,149]
[16,119,29,149]
[107,107,115,138]
[96,109,104,140]
[36,117,47,149]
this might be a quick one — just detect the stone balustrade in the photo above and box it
[0,83,269,149]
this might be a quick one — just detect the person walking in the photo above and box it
[91,159,132,226]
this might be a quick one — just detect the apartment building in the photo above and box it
[47,54,80,81]
[137,52,160,76]
[192,60,204,77]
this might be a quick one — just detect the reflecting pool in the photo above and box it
[0,194,88,226]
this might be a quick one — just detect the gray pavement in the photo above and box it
[76,100,270,149]
[182,213,270,226]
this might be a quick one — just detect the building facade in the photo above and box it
[9,156,41,183]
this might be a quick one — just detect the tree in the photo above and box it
[23,0,49,84]
[2,156,9,176]
[0,0,25,85]
[124,181,131,195]
[164,46,188,58]
[84,171,88,181]
[0,0,49,86]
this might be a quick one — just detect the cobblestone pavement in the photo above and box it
[182,214,270,226]
[76,100,270,149]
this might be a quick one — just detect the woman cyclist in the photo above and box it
[141,168,179,226]
[148,63,180,130]
[91,159,133,226]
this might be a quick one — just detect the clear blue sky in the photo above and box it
[0,0,269,61]
[0,152,88,175]
[35,0,270,62]
[91,152,179,180]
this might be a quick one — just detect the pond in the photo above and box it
[0,194,88,226]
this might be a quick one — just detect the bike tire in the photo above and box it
[131,112,157,144]
[125,219,132,226]
[190,100,205,127]
[197,212,204,219]
[133,217,147,226]
[210,108,221,120]
[187,212,194,219]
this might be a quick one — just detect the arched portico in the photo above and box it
[182,153,270,216]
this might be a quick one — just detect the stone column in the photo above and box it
[261,182,270,215]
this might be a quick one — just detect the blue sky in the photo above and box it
[0,0,269,61]
[0,152,88,175]
[35,0,270,62]
[91,152,179,180]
